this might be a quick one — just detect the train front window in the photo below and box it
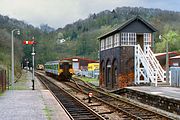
[60,63,63,69]
[69,63,72,68]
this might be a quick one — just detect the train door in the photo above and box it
[63,62,69,73]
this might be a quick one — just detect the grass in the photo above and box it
[8,70,31,90]
[75,76,98,83]
[43,106,52,120]
[0,92,4,96]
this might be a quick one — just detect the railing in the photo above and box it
[135,45,157,85]
[135,45,170,86]
[145,46,171,84]
[145,46,165,82]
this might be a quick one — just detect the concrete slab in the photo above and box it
[0,90,46,120]
[0,70,71,120]
[40,90,71,120]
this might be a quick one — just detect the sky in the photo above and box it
[0,0,179,29]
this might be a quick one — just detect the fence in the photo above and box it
[0,69,6,93]
[170,67,180,87]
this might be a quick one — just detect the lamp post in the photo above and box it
[11,29,20,90]
[159,35,169,84]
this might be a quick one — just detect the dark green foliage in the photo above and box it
[55,7,180,59]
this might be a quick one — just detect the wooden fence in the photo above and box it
[0,69,6,93]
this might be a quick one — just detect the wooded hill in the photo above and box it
[0,7,180,76]
[0,15,44,75]
[54,7,180,60]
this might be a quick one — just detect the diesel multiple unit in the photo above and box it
[45,60,74,81]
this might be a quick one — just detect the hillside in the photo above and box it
[0,6,180,72]
[50,7,180,60]
[0,15,46,75]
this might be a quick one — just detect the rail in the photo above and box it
[68,77,174,120]
[35,72,105,120]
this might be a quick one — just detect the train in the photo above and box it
[44,60,74,81]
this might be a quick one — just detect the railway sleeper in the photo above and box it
[72,114,98,116]
[137,113,156,117]
[68,110,90,113]
[89,104,102,107]
[67,109,89,112]
[98,111,114,115]
[72,116,99,120]
[70,113,96,116]
[121,115,132,119]
[122,107,136,110]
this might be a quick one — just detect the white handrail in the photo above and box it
[135,44,170,86]
[135,45,156,83]
[146,47,166,82]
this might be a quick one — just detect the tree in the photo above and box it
[155,30,179,52]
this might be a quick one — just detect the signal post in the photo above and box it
[23,38,36,90]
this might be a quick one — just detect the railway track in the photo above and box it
[35,72,176,120]
[64,77,176,120]
[35,73,106,120]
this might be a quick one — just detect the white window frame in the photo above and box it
[106,37,109,49]
[121,32,136,46]
[105,36,113,49]
[144,33,151,46]
[109,36,113,48]
[100,39,105,51]
[114,33,120,47]
[129,33,136,45]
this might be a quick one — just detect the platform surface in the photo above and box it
[0,70,70,120]
[127,86,180,100]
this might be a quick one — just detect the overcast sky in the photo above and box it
[0,0,179,29]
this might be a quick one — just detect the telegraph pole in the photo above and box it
[159,35,169,84]
[165,38,169,84]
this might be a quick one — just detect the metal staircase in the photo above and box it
[134,44,171,86]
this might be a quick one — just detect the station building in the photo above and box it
[170,55,180,67]
[88,63,99,78]
[98,16,171,90]
[63,56,97,74]
[154,52,177,68]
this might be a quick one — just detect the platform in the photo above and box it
[115,86,180,116]
[0,70,70,120]
[127,86,180,101]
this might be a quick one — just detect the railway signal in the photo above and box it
[23,40,36,45]
[23,38,36,90]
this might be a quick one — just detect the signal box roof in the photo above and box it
[98,15,157,39]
